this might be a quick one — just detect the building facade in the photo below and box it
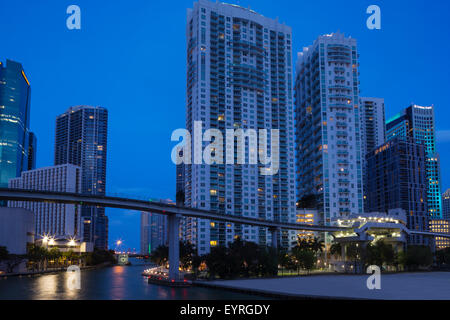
[429,219,450,250]
[359,97,385,155]
[185,0,296,254]
[296,208,317,239]
[140,211,168,255]
[295,32,363,227]
[0,207,34,255]
[55,105,108,249]
[0,59,35,188]
[386,105,442,219]
[442,189,450,220]
[359,97,385,209]
[8,164,82,241]
[27,132,37,171]
[365,137,429,245]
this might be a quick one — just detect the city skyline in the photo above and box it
[1,0,450,249]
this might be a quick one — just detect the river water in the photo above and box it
[0,259,264,300]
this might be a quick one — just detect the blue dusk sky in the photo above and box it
[1,0,449,250]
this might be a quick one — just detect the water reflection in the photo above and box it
[33,274,58,300]
[0,259,267,300]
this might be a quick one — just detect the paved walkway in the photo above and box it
[197,272,450,299]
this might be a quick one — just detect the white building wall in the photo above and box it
[295,32,363,226]
[8,164,82,240]
[186,0,296,255]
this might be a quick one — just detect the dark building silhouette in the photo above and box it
[55,105,108,249]
[366,137,430,245]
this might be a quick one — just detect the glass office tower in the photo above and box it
[443,189,450,220]
[185,0,296,255]
[55,105,108,249]
[366,137,430,245]
[0,59,33,188]
[386,105,442,219]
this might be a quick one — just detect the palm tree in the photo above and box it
[150,245,169,267]
[310,237,325,254]
[330,242,342,259]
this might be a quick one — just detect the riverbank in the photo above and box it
[0,262,112,279]
[0,260,265,300]
[193,272,450,300]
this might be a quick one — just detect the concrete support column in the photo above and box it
[168,214,180,281]
[270,227,279,249]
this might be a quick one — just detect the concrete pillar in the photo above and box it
[168,214,180,281]
[270,227,279,249]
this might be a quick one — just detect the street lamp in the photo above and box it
[68,238,76,247]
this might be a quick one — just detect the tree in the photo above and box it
[257,246,278,277]
[5,255,24,274]
[310,237,325,255]
[202,238,279,279]
[405,245,433,271]
[191,254,203,278]
[346,243,363,273]
[48,247,62,267]
[436,247,450,268]
[330,242,342,259]
[379,241,395,267]
[0,246,9,261]
[27,244,48,271]
[180,241,196,270]
[205,245,228,279]
[150,245,168,267]
[278,249,290,274]
[298,250,316,274]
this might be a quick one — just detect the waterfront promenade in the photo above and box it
[196,272,450,300]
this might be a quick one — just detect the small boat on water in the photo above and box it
[142,266,192,287]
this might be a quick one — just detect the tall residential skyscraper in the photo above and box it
[295,32,363,226]
[386,105,442,219]
[366,137,429,245]
[359,97,385,208]
[55,105,108,249]
[442,189,450,220]
[0,59,35,188]
[176,147,185,203]
[359,97,385,156]
[9,164,82,241]
[27,131,37,171]
[185,0,296,255]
